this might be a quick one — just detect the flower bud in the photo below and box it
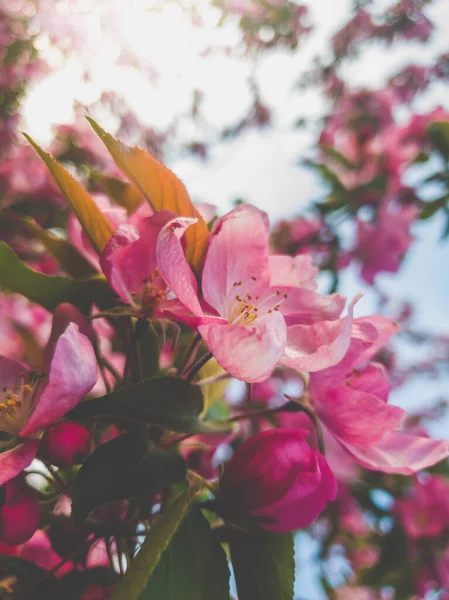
[39,421,90,468]
[0,476,39,546]
[216,429,337,532]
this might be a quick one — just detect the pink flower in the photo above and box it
[100,210,179,319]
[216,429,337,532]
[395,475,449,539]
[0,304,97,486]
[0,475,40,546]
[354,199,418,284]
[157,205,354,382]
[308,317,449,474]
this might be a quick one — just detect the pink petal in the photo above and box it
[202,205,271,315]
[253,453,337,532]
[314,386,405,446]
[354,316,398,365]
[0,441,39,487]
[342,431,449,474]
[198,312,287,383]
[101,212,174,306]
[20,323,97,436]
[0,356,28,393]
[156,217,204,316]
[280,288,346,325]
[269,254,319,291]
[43,303,95,371]
[281,295,360,372]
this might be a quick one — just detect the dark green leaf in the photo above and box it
[428,121,449,160]
[0,555,46,584]
[140,507,229,599]
[22,217,98,280]
[69,376,230,434]
[302,160,346,192]
[72,434,186,524]
[229,530,295,600]
[112,484,201,600]
[319,145,357,169]
[0,242,91,313]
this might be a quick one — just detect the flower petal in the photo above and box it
[198,312,286,383]
[100,212,174,306]
[269,255,318,291]
[0,441,39,487]
[281,295,360,372]
[156,217,204,316]
[342,430,449,474]
[202,205,271,315]
[20,323,97,437]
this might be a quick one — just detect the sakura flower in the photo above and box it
[308,317,449,474]
[100,210,178,319]
[354,199,418,284]
[0,304,97,486]
[156,204,355,382]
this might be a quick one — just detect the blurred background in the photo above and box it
[1,0,449,597]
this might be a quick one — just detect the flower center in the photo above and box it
[227,277,288,326]
[132,267,167,318]
[0,373,42,445]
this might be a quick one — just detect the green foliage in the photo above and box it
[229,529,295,600]
[140,507,230,599]
[69,376,231,434]
[72,433,186,524]
[112,484,201,600]
[0,241,104,313]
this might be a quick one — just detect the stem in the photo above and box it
[185,352,213,382]
[102,356,122,384]
[197,372,231,387]
[187,469,219,494]
[284,395,325,455]
[95,347,111,393]
[180,333,202,376]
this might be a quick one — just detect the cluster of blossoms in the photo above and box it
[0,115,447,597]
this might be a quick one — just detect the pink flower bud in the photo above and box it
[216,429,337,532]
[39,421,90,468]
[0,476,40,546]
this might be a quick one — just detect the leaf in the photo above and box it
[428,121,449,160]
[24,134,114,253]
[69,376,231,434]
[197,358,230,416]
[0,556,46,585]
[72,434,186,524]
[111,484,201,600]
[22,218,98,280]
[91,171,145,215]
[229,530,295,600]
[140,507,229,599]
[86,118,209,274]
[319,145,356,170]
[0,242,93,313]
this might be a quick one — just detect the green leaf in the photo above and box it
[229,530,295,600]
[86,118,209,274]
[72,433,186,524]
[69,376,231,434]
[91,171,145,215]
[140,507,229,599]
[0,242,92,313]
[319,145,357,169]
[22,218,98,280]
[111,484,201,600]
[24,134,114,253]
[0,556,46,585]
[428,121,449,160]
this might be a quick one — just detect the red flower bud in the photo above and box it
[39,421,90,468]
[0,476,39,546]
[216,429,337,532]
